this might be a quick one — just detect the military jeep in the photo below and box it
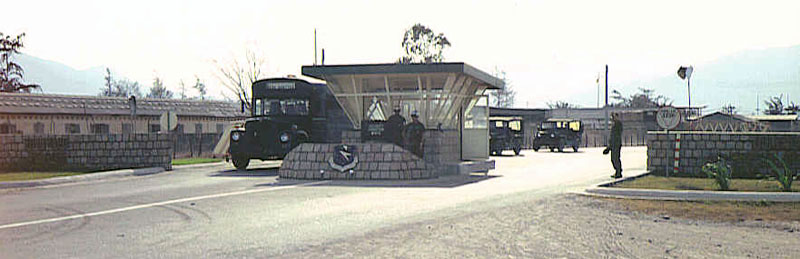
[533,118,583,152]
[489,117,524,156]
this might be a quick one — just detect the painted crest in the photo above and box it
[328,144,358,172]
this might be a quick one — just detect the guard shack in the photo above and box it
[278,63,504,180]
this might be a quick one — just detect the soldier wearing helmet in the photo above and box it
[403,110,425,158]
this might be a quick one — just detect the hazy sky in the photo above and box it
[4,0,800,109]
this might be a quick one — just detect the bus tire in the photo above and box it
[232,156,250,171]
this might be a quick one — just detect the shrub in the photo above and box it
[702,156,732,191]
[763,154,798,192]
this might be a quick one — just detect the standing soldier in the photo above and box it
[604,113,623,178]
[403,110,425,158]
[385,106,406,147]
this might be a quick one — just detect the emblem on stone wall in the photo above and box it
[329,144,358,172]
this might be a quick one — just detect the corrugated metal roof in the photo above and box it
[0,92,247,118]
[746,114,799,121]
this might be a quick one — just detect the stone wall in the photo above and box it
[422,130,460,175]
[278,143,434,180]
[0,134,172,172]
[646,131,800,178]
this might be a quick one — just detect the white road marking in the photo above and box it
[0,180,329,230]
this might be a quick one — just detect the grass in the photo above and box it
[614,175,800,192]
[606,198,800,222]
[171,157,223,166]
[0,172,87,182]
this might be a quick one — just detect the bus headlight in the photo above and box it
[231,132,240,141]
[280,132,290,143]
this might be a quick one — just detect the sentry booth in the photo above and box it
[278,63,504,180]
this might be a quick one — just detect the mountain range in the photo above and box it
[14,54,107,96]
[13,44,800,115]
[611,45,800,115]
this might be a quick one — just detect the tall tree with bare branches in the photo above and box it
[1,32,39,92]
[214,49,265,110]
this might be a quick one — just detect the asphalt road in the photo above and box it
[0,147,646,258]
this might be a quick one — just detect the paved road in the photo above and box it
[0,147,646,258]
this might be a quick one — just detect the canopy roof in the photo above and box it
[301,62,501,129]
[302,62,504,90]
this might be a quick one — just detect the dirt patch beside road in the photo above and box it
[274,194,800,258]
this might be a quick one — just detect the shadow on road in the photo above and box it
[209,167,279,177]
[258,174,501,189]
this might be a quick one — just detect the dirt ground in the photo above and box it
[274,194,800,258]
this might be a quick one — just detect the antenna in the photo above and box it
[321,48,325,65]
[314,29,318,65]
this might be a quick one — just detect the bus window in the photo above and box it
[510,121,521,131]
[263,99,310,116]
[569,121,581,131]
[494,121,505,128]
[254,99,263,116]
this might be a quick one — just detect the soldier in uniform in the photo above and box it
[385,106,406,146]
[403,111,425,158]
[603,113,623,178]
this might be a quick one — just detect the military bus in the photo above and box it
[228,78,350,170]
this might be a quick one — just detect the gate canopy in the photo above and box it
[302,62,504,129]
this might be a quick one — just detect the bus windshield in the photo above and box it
[254,98,309,116]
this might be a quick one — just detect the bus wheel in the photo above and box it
[557,146,564,152]
[514,146,522,155]
[532,146,540,152]
[232,156,250,171]
[572,146,579,152]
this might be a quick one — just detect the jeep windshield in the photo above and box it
[254,98,309,116]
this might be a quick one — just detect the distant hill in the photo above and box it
[13,54,106,95]
[614,45,800,115]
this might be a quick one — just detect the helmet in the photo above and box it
[411,110,419,117]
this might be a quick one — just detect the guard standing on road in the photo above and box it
[403,110,425,158]
[385,106,406,146]
[603,113,623,178]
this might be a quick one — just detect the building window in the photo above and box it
[34,122,45,134]
[149,124,160,133]
[65,123,81,134]
[195,124,203,134]
[90,123,110,134]
[0,123,16,134]
[122,123,133,134]
[175,124,185,134]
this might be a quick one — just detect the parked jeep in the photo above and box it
[533,118,583,152]
[489,117,524,156]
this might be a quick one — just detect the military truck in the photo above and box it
[228,78,349,170]
[489,116,524,156]
[532,118,583,152]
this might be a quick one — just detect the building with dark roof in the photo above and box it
[0,93,246,135]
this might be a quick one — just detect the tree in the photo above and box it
[193,76,206,100]
[103,68,113,96]
[786,102,799,115]
[721,104,737,115]
[99,77,141,98]
[547,101,579,109]
[398,24,451,64]
[489,70,515,107]
[147,76,173,99]
[178,80,188,99]
[611,88,671,108]
[764,95,784,115]
[214,49,264,110]
[0,32,39,92]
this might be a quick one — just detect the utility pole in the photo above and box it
[314,29,318,65]
[605,65,609,131]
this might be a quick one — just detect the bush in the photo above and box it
[763,154,798,192]
[702,156,732,191]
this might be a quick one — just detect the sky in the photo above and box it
[3,0,800,109]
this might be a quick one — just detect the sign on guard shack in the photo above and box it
[277,62,504,180]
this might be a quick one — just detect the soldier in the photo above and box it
[603,113,623,178]
[385,106,406,146]
[403,110,425,158]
